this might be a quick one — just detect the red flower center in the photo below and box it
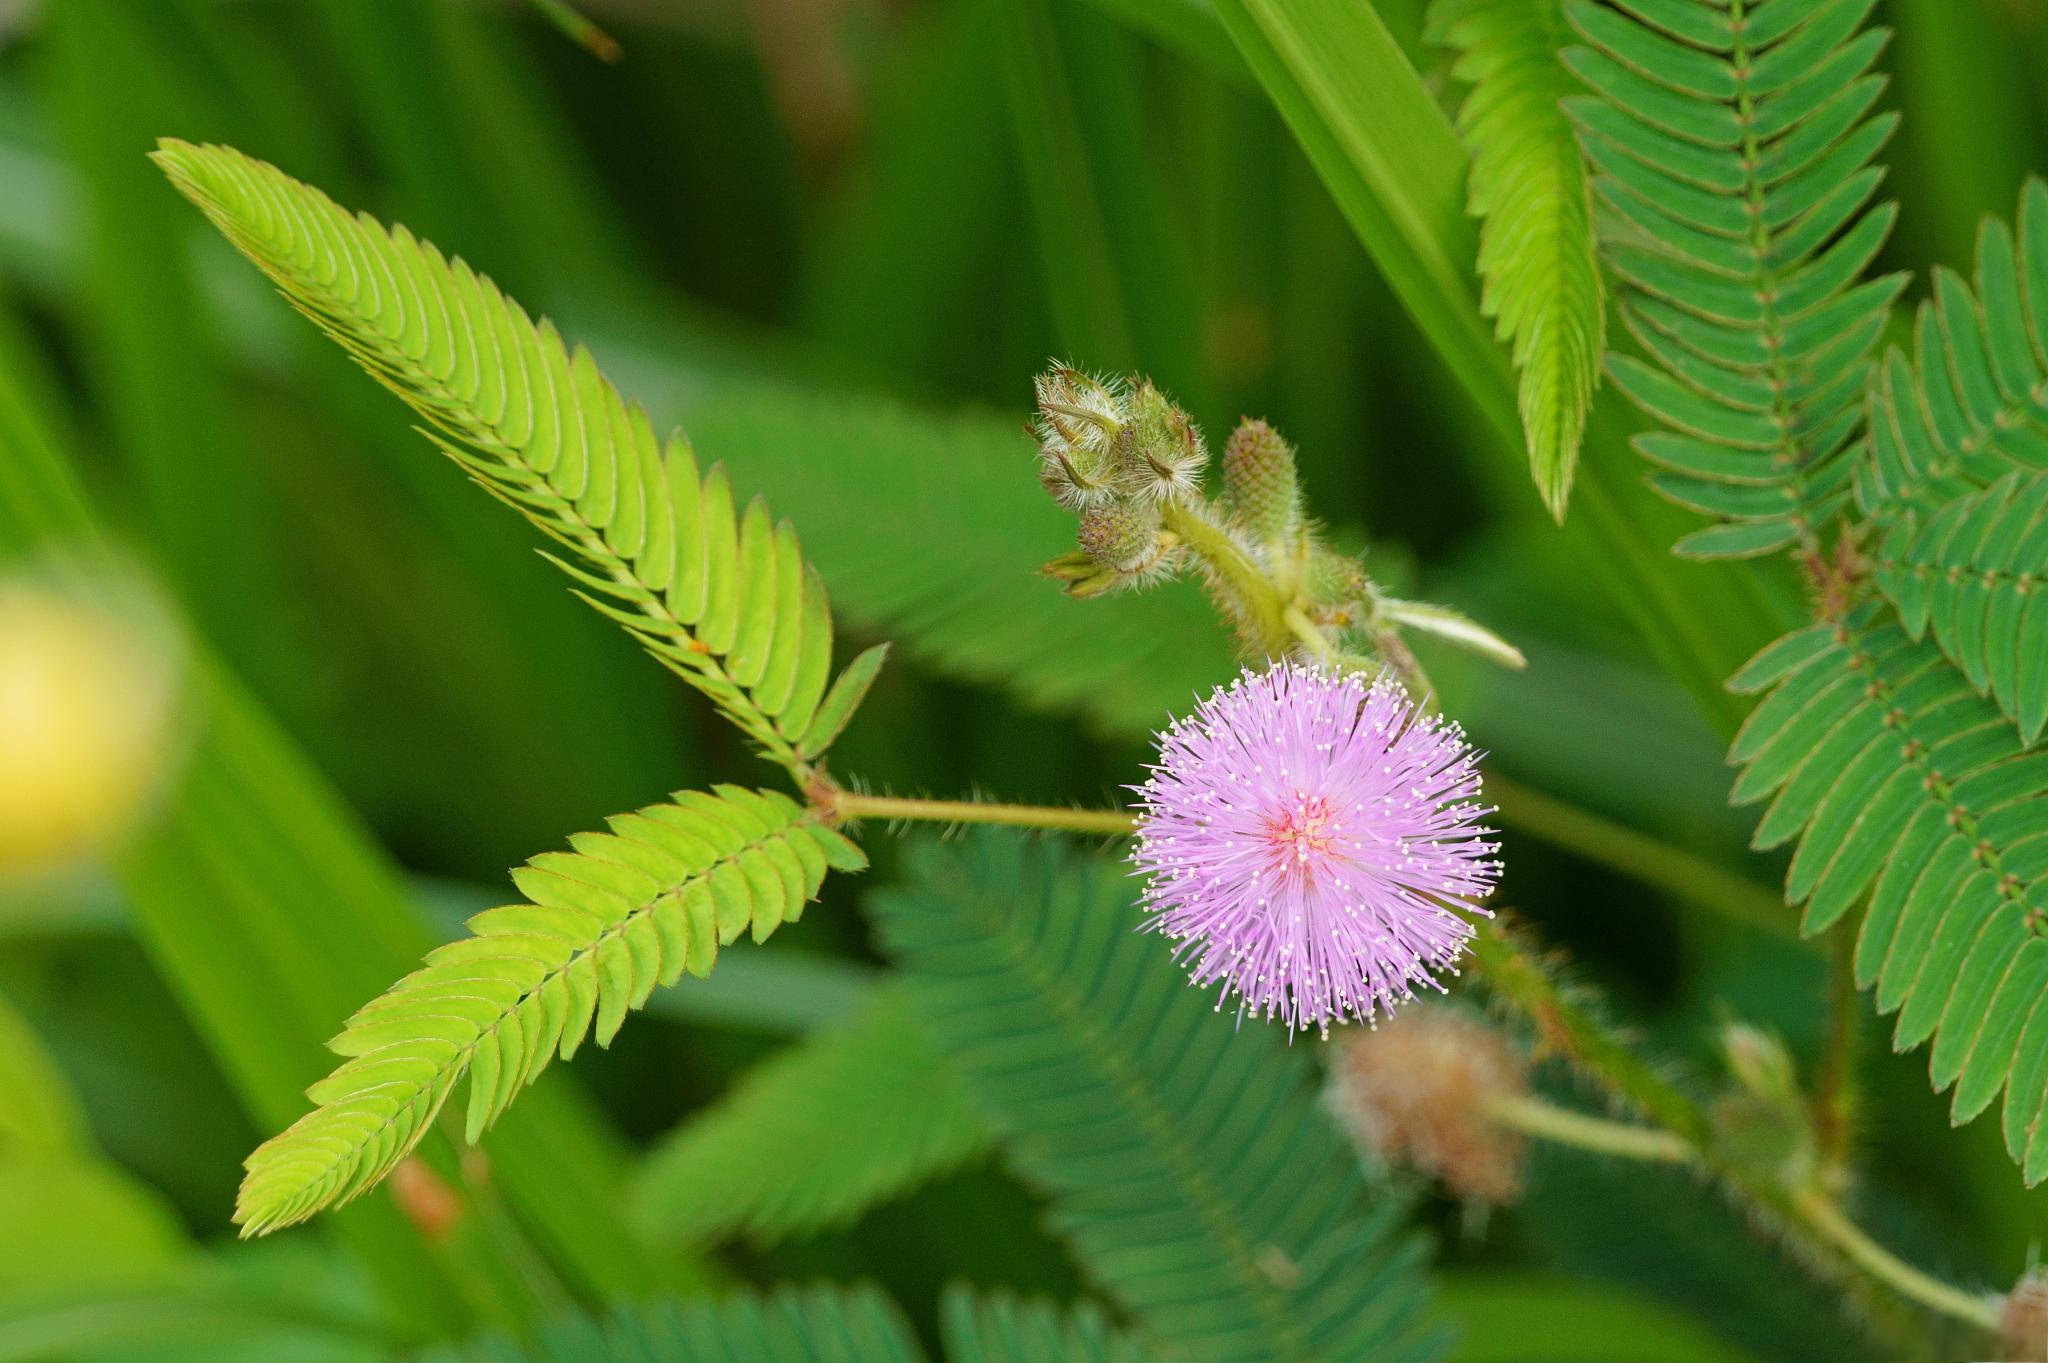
[1263,792,1342,880]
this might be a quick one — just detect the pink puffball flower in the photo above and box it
[1131,661,1500,1034]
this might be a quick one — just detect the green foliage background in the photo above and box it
[0,1,2042,1360]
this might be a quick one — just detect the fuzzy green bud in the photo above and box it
[1303,547,1369,622]
[1034,366,1125,509]
[1077,499,1165,573]
[1117,380,1206,503]
[1709,1023,1815,1188]
[1221,418,1300,548]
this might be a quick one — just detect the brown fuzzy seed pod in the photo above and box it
[1326,1007,1530,1206]
[2002,1271,2048,1361]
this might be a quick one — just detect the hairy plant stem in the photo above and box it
[1484,1094,1694,1163]
[1462,916,1712,1147]
[1484,1096,1997,1335]
[1160,499,1292,647]
[1790,1189,2000,1332]
[827,791,1135,837]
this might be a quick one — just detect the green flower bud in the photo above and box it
[1221,418,1300,548]
[1304,547,1369,618]
[1118,380,1206,503]
[1077,499,1166,573]
[1034,366,1125,509]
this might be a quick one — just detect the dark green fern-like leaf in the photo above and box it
[1860,180,2048,521]
[1564,0,1906,559]
[1430,0,1605,519]
[871,834,1439,1363]
[629,984,987,1248]
[236,787,865,1235]
[1871,472,2048,743]
[941,1289,1157,1363]
[419,1285,926,1363]
[1729,605,2048,1179]
[152,140,868,774]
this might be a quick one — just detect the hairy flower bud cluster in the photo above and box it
[1032,366,1207,510]
[1033,366,1209,596]
[1027,368,1521,678]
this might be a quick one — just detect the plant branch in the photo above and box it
[1485,776,1792,939]
[827,791,1135,837]
[1161,499,1292,650]
[1790,1189,1999,1332]
[1462,915,1711,1147]
[1484,1094,1694,1164]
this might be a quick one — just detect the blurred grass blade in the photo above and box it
[523,0,621,63]
[1436,1272,1759,1363]
[998,0,1205,403]
[43,1,303,709]
[0,300,693,1330]
[0,988,191,1298]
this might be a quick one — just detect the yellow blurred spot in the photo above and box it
[0,579,180,874]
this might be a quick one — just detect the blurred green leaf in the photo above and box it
[0,989,189,1299]
[0,300,693,1331]
[1435,1272,1758,1363]
[417,1286,928,1363]
[998,0,1206,405]
[631,984,986,1249]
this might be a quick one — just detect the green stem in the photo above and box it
[1161,499,1293,650]
[1485,775,1792,939]
[522,0,622,61]
[1813,922,1862,1172]
[1790,1189,2000,1332]
[830,791,1135,837]
[1484,1094,1694,1164]
[1463,917,1712,1148]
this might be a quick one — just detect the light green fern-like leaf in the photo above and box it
[418,1284,927,1363]
[235,787,865,1236]
[629,984,987,1248]
[1430,0,1605,520]
[151,139,867,774]
[1728,604,2048,1179]
[871,834,1439,1363]
[1564,0,1906,559]
[1860,180,2048,521]
[1871,472,2048,743]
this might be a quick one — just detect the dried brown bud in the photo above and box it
[2002,1270,2048,1361]
[1326,1007,1530,1206]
